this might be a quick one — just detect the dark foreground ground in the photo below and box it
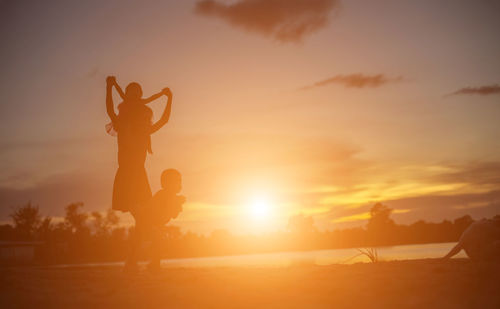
[1,259,499,308]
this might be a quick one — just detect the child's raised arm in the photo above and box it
[114,80,126,101]
[106,76,118,122]
[142,91,165,104]
[150,88,173,134]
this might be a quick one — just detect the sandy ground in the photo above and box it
[1,259,499,308]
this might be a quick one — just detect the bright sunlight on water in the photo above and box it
[56,242,466,269]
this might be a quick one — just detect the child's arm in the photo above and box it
[106,76,118,122]
[150,88,173,134]
[142,91,164,104]
[171,195,185,220]
[114,80,126,101]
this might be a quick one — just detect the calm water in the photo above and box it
[56,242,466,269]
[159,242,465,268]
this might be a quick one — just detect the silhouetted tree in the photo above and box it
[366,203,397,244]
[91,209,119,237]
[0,224,16,241]
[2,198,495,264]
[64,202,88,234]
[37,217,53,241]
[493,215,500,227]
[367,203,395,232]
[165,225,182,239]
[10,202,41,240]
[111,227,127,241]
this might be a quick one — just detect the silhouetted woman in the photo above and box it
[105,76,172,215]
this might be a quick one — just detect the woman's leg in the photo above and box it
[148,228,162,271]
[125,219,143,271]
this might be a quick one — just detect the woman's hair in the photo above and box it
[125,82,143,101]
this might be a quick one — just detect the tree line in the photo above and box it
[1,201,494,265]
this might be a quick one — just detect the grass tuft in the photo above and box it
[356,248,379,263]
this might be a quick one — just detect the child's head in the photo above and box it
[161,169,182,194]
[125,82,143,101]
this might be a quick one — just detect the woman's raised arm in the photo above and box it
[150,88,173,134]
[106,76,118,122]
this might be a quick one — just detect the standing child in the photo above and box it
[126,169,186,272]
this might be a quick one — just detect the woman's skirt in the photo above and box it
[112,165,152,214]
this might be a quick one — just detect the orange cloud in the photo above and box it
[448,84,500,96]
[427,161,500,186]
[194,0,340,42]
[332,209,410,223]
[300,74,403,90]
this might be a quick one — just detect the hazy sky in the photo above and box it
[1,0,500,234]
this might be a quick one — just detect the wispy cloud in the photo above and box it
[194,0,340,43]
[327,190,500,227]
[448,84,500,96]
[333,209,410,223]
[428,161,500,186]
[300,74,403,90]
[0,172,111,219]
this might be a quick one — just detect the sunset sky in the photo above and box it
[1,0,499,234]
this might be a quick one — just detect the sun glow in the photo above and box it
[248,195,272,221]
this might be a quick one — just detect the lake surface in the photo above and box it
[55,242,466,269]
[158,242,466,268]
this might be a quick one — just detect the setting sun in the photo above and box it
[248,195,273,221]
